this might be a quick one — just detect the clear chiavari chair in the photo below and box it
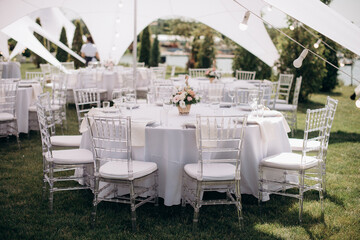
[36,99,93,211]
[0,80,19,147]
[274,76,302,136]
[275,73,294,105]
[198,82,224,103]
[182,114,248,229]
[87,115,158,231]
[25,72,45,89]
[73,89,101,128]
[235,70,256,80]
[189,68,209,79]
[258,107,329,223]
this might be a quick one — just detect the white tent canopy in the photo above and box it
[0,32,10,59]
[0,0,359,66]
[0,0,280,66]
[264,0,360,56]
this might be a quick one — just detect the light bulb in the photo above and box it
[293,49,309,68]
[239,11,250,31]
[340,61,345,67]
[289,25,295,31]
[356,99,360,108]
[314,39,321,49]
[267,5,272,12]
[238,23,248,31]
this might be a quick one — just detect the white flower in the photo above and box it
[180,92,186,101]
[195,95,200,101]
[179,100,186,108]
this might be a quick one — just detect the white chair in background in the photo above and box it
[150,66,166,81]
[198,82,224,103]
[258,107,329,223]
[87,115,158,231]
[260,81,279,109]
[275,73,294,105]
[0,80,19,147]
[274,76,302,136]
[60,61,75,70]
[73,88,101,128]
[77,70,107,96]
[182,114,248,228]
[234,88,264,106]
[36,99,93,211]
[235,70,256,80]
[37,92,82,147]
[51,74,68,132]
[25,72,45,88]
[189,68,208,79]
[158,63,167,68]
[40,63,52,87]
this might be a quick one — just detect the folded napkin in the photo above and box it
[31,83,43,104]
[79,108,105,133]
[131,119,153,147]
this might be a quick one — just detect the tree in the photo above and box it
[56,27,69,62]
[33,18,47,68]
[321,38,338,91]
[186,35,201,69]
[149,35,160,67]
[276,25,327,101]
[139,26,151,66]
[197,28,215,68]
[70,20,84,69]
[232,46,272,79]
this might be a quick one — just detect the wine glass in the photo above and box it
[162,97,172,126]
[248,91,259,115]
[227,88,235,107]
[125,93,136,115]
[209,97,220,115]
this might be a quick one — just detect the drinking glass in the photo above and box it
[248,91,259,114]
[162,97,172,126]
[227,88,235,107]
[125,93,136,115]
[102,101,110,109]
[209,98,220,115]
[257,100,265,118]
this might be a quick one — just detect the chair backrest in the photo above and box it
[277,73,294,103]
[259,80,278,108]
[36,97,53,157]
[37,92,57,135]
[195,114,248,181]
[322,96,338,158]
[189,68,209,79]
[73,89,101,126]
[52,74,68,106]
[158,63,167,68]
[87,115,133,178]
[0,80,18,115]
[198,83,224,103]
[60,62,75,70]
[25,72,45,81]
[40,63,51,74]
[235,88,264,105]
[150,66,166,80]
[136,62,145,68]
[235,70,256,80]
[78,70,98,89]
[302,107,328,160]
[111,88,135,100]
[154,85,174,103]
[170,66,176,77]
[292,76,302,106]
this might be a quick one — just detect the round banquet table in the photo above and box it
[80,103,291,206]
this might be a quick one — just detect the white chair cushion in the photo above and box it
[28,105,37,112]
[29,104,61,112]
[274,103,296,111]
[288,138,321,152]
[260,152,319,170]
[50,149,93,164]
[184,163,236,181]
[99,161,157,180]
[50,135,82,147]
[98,88,107,93]
[0,112,15,121]
[275,99,287,104]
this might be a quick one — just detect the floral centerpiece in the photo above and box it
[172,76,200,115]
[205,67,219,83]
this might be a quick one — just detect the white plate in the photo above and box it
[237,105,252,111]
[101,107,118,114]
[132,118,156,126]
[126,104,140,109]
[220,102,234,108]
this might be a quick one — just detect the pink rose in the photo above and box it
[187,96,192,101]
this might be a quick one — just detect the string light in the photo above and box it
[314,39,321,49]
[293,49,309,68]
[239,11,250,31]
[267,5,272,12]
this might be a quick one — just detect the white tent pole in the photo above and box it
[132,0,137,97]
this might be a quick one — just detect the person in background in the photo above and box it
[81,35,100,66]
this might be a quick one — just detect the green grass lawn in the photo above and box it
[0,63,359,239]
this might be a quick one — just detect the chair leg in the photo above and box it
[258,166,263,216]
[130,181,137,231]
[235,180,243,229]
[49,164,54,212]
[193,181,201,230]
[181,173,186,207]
[91,176,99,226]
[299,170,305,223]
[154,171,159,207]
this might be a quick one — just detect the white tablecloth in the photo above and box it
[0,62,21,79]
[80,104,291,206]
